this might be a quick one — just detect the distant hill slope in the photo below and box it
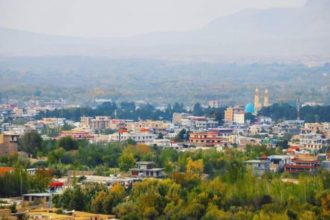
[0,57,329,104]
[0,0,330,61]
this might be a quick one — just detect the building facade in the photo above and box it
[130,161,164,178]
[0,133,19,156]
[189,131,224,147]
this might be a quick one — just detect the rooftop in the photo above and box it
[136,161,154,165]
[0,167,14,175]
[246,160,269,164]
[23,193,52,197]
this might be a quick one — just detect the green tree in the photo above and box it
[193,103,204,116]
[114,202,141,220]
[118,148,136,171]
[19,131,43,157]
[91,191,107,213]
[174,129,188,142]
[56,136,79,151]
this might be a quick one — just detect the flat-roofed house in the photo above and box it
[130,161,164,178]
[245,160,270,176]
[268,155,292,172]
[284,155,320,173]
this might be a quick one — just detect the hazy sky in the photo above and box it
[0,0,307,38]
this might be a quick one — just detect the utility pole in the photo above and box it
[19,170,23,196]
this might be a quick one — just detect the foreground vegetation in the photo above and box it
[52,171,330,220]
[0,131,329,219]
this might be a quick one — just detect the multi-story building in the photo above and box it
[189,131,225,147]
[228,135,261,147]
[224,107,234,123]
[233,110,245,124]
[80,116,112,130]
[130,161,164,178]
[179,116,218,131]
[0,133,19,156]
[298,123,329,151]
[299,133,328,151]
[58,129,94,140]
[284,155,320,173]
[225,106,245,124]
[109,131,157,144]
[109,119,130,130]
[208,100,221,108]
[41,118,66,127]
[284,159,319,173]
[126,120,170,132]
[209,127,233,136]
[303,123,330,138]
[172,113,191,125]
[1,124,28,136]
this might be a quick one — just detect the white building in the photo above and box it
[233,111,245,124]
[245,160,270,176]
[299,133,328,151]
[267,155,292,172]
[109,131,157,144]
[181,116,218,131]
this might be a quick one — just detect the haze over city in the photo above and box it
[0,0,307,37]
[1,0,329,61]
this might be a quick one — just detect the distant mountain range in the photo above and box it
[1,0,330,62]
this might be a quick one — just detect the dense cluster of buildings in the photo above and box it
[246,153,328,176]
[0,90,330,219]
[0,99,69,122]
[0,90,329,174]
[0,89,329,158]
[0,158,164,218]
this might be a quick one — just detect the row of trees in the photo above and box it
[36,101,225,123]
[37,102,185,121]
[53,160,330,219]
[53,183,126,214]
[37,101,330,124]
[18,131,86,157]
[15,130,283,178]
[259,103,330,122]
[0,168,52,197]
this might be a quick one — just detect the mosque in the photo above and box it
[245,88,270,115]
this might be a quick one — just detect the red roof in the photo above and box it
[49,181,64,187]
[260,155,268,160]
[285,164,317,169]
[140,128,150,132]
[289,146,300,150]
[119,129,128,133]
[0,167,14,175]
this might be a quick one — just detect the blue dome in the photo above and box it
[245,103,255,113]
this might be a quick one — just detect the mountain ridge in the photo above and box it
[1,0,329,62]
